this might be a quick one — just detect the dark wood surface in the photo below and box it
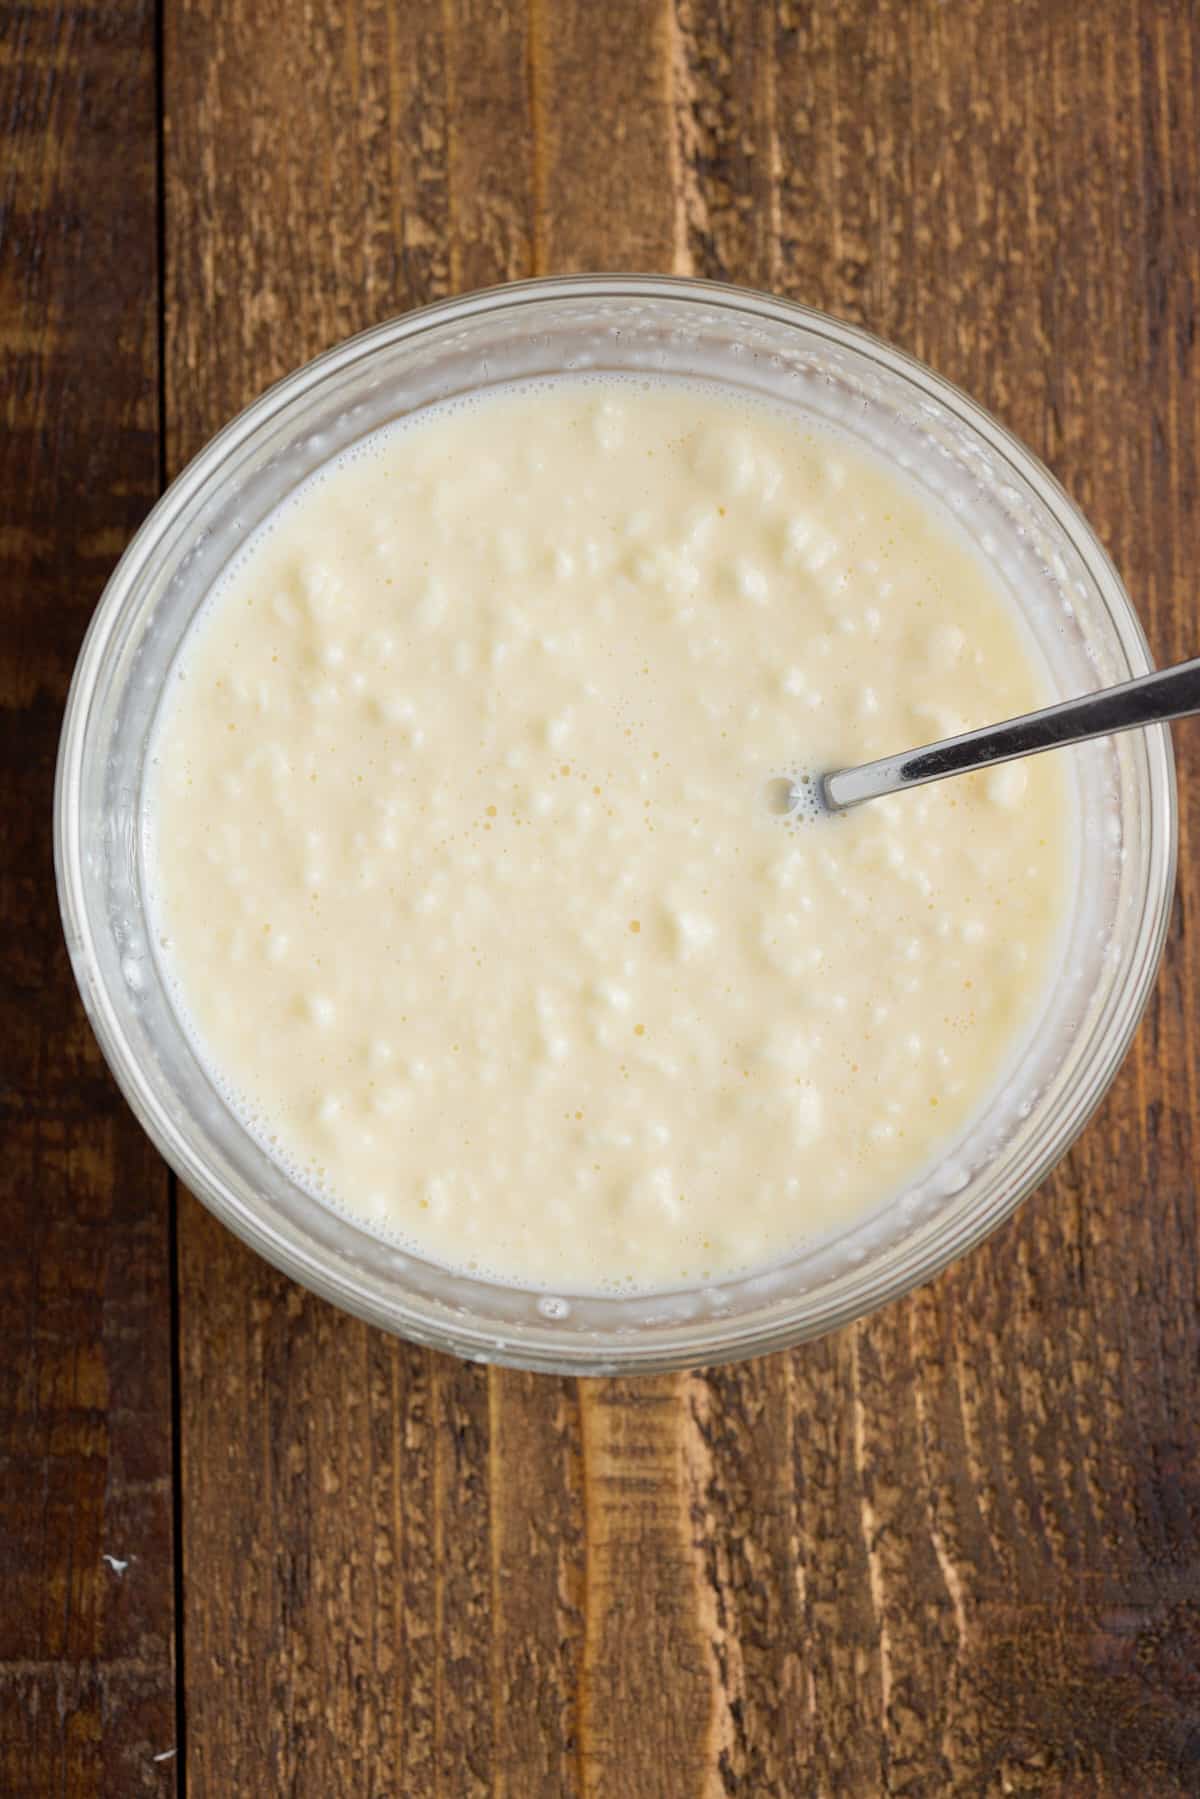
[4,0,1199,1792]
[0,0,178,1792]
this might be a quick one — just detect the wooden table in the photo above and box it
[5,2,1199,1792]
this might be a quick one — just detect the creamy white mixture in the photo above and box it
[147,378,1072,1291]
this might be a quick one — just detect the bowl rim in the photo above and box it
[54,273,1178,1372]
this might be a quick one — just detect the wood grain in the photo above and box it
[7,0,1193,1791]
[0,0,177,1792]
[165,4,555,1792]
[684,7,1200,1794]
[673,4,1200,1792]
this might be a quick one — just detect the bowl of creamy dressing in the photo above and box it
[55,278,1176,1372]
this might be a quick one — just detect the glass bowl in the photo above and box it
[54,277,1177,1373]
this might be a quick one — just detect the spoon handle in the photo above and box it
[823,655,1200,811]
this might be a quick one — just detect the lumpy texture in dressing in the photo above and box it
[147,378,1072,1291]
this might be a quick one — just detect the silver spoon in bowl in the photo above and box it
[794,655,1200,814]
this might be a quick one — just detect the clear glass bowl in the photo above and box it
[55,277,1176,1373]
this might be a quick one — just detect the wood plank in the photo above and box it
[166,3,562,1795]
[672,2,1200,1793]
[520,14,727,1797]
[528,0,677,275]
[164,0,1200,1793]
[0,0,176,1792]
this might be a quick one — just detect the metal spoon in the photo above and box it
[808,655,1200,813]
